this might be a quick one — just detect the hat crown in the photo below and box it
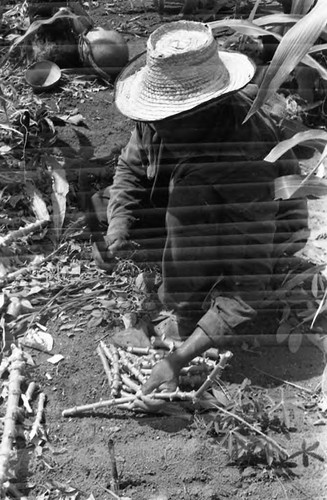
[147,21,217,68]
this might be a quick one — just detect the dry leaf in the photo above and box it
[46,155,69,241]
[47,354,64,364]
[21,328,54,352]
[25,182,50,222]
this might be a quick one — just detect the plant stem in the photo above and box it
[108,439,119,495]
[0,345,26,493]
[29,392,47,441]
[194,351,233,399]
[101,342,121,396]
[117,347,146,384]
[62,396,136,417]
[96,344,112,393]
[253,367,313,394]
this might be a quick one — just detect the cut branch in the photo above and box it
[194,351,233,399]
[0,220,49,247]
[29,392,47,441]
[62,396,136,417]
[96,344,112,394]
[0,346,26,493]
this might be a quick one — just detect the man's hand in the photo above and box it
[142,355,182,395]
[92,240,116,272]
[92,233,129,271]
[142,326,215,395]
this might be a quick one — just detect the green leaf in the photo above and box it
[265,130,327,163]
[276,322,292,344]
[274,174,327,200]
[291,0,316,15]
[210,18,327,80]
[254,13,301,27]
[288,332,303,353]
[306,441,320,452]
[307,451,325,462]
[245,0,327,121]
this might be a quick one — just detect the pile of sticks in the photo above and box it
[62,341,233,417]
[0,345,47,497]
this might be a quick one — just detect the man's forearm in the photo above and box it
[168,326,214,368]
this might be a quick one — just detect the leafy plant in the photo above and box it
[204,379,291,466]
[288,439,325,467]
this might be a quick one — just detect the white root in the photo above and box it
[0,345,26,493]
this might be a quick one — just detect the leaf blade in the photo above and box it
[245,0,327,121]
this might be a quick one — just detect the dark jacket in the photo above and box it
[106,89,308,337]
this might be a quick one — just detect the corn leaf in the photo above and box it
[291,0,316,15]
[265,130,327,162]
[309,43,327,53]
[210,19,327,80]
[254,14,301,27]
[210,18,274,38]
[245,0,327,121]
[274,174,327,200]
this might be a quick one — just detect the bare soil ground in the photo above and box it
[2,1,327,499]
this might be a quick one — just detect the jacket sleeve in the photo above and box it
[106,122,152,242]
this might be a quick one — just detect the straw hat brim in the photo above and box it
[115,50,256,122]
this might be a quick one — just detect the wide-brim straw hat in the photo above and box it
[115,20,256,122]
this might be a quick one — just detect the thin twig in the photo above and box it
[253,367,314,394]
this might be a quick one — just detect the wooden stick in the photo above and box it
[144,389,195,402]
[194,351,233,399]
[0,346,25,493]
[62,396,136,417]
[121,374,140,394]
[96,344,112,393]
[126,346,156,355]
[117,347,146,384]
[29,392,46,441]
[21,381,38,413]
[25,381,37,401]
[101,343,121,396]
[0,219,48,247]
[108,439,119,495]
